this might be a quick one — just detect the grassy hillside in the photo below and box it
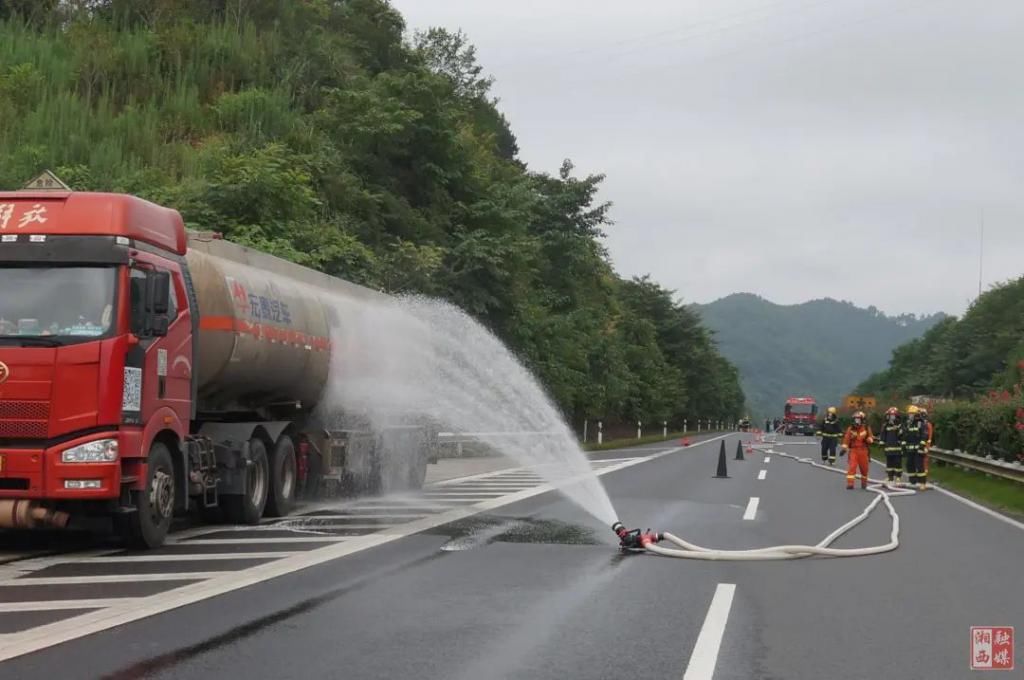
[695,293,945,419]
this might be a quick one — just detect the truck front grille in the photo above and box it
[0,400,49,438]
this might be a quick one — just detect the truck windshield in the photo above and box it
[786,403,816,415]
[0,267,116,343]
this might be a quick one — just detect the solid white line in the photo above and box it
[0,433,733,662]
[268,523,389,530]
[298,506,439,513]
[418,498,494,503]
[0,598,142,613]
[440,485,535,490]
[280,514,425,520]
[864,457,1024,533]
[742,497,760,520]
[419,491,507,497]
[70,552,296,563]
[757,470,767,480]
[933,486,1024,532]
[0,573,224,586]
[682,583,737,680]
[179,537,345,545]
[763,456,771,463]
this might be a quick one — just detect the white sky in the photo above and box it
[390,0,1024,316]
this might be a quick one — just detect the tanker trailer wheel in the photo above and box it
[117,443,175,549]
[265,435,297,517]
[222,438,269,525]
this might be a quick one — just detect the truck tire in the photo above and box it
[265,435,297,517]
[223,438,269,525]
[118,442,175,549]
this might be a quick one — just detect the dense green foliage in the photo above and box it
[0,0,744,428]
[695,293,944,419]
[856,277,1024,463]
[856,276,1024,399]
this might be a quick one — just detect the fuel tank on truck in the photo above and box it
[185,232,385,415]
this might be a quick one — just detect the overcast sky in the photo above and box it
[391,0,1023,317]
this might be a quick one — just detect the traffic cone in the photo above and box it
[713,441,729,478]
[735,440,745,461]
[680,437,691,447]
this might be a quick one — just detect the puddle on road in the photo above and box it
[427,516,602,552]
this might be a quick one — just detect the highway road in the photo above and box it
[0,433,1021,679]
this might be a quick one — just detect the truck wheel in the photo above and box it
[118,442,175,549]
[223,438,269,525]
[265,435,297,517]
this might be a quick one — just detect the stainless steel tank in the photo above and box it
[185,233,384,413]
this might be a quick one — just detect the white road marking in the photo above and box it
[277,513,426,520]
[179,537,344,545]
[742,497,760,520]
[763,456,770,463]
[419,491,507,497]
[934,484,1024,532]
[264,524,394,531]
[0,573,223,586]
[295,506,441,513]
[69,552,297,563]
[0,598,142,613]
[0,433,733,662]
[415,497,505,503]
[682,583,736,680]
[757,469,767,480]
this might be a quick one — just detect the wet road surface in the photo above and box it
[0,434,1021,679]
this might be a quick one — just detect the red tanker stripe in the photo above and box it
[199,315,331,351]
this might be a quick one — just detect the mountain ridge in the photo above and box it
[693,293,947,420]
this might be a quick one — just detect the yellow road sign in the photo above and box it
[845,395,876,410]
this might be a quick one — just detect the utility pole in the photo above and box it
[978,211,985,299]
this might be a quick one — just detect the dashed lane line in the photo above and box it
[742,497,760,521]
[682,583,737,680]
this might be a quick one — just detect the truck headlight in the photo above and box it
[62,439,119,463]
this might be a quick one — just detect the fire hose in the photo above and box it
[613,446,917,560]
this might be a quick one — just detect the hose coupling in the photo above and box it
[612,521,661,552]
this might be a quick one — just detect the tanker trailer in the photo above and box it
[0,188,434,548]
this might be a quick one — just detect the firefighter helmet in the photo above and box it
[919,407,929,417]
[886,406,899,416]
[827,406,837,415]
[907,405,920,415]
[853,410,866,420]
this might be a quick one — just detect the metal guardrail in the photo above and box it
[929,447,1024,484]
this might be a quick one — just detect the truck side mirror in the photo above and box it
[148,271,171,315]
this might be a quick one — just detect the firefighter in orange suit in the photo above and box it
[841,411,874,489]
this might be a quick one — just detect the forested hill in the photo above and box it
[0,0,744,429]
[856,276,1024,400]
[695,294,945,419]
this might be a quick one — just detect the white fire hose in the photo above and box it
[632,445,917,560]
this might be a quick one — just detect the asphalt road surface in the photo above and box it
[0,433,1021,679]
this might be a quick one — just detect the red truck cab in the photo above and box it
[783,396,818,436]
[0,191,190,544]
